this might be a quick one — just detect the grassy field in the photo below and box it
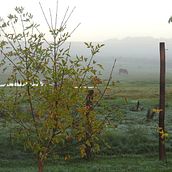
[0,154,172,172]
[0,79,172,171]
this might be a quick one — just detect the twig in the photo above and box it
[39,2,52,30]
[55,0,59,30]
[60,6,69,28]
[20,14,27,48]
[49,8,53,29]
[62,6,76,28]
[0,50,25,79]
[68,22,81,36]
[93,58,117,108]
[78,53,94,90]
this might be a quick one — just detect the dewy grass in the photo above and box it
[0,82,172,171]
[1,155,172,172]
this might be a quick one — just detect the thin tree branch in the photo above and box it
[62,6,76,28]
[55,0,59,30]
[10,21,22,52]
[78,53,94,89]
[20,14,27,48]
[60,6,69,28]
[0,27,25,61]
[93,58,117,108]
[39,2,52,30]
[68,22,81,37]
[0,50,25,79]
[35,27,51,46]
[49,8,53,29]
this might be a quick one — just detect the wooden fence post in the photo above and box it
[159,42,166,161]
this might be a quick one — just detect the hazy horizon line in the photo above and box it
[68,36,172,42]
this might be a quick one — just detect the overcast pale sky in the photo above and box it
[1,0,172,41]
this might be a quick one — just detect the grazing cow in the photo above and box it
[119,68,128,75]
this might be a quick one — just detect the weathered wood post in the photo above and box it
[159,42,166,161]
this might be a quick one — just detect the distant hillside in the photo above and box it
[69,37,172,81]
[70,37,172,58]
[1,37,172,82]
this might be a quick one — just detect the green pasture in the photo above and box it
[1,154,172,172]
[0,79,172,171]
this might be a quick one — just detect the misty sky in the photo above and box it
[1,0,172,41]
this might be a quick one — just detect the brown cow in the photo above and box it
[119,68,128,75]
